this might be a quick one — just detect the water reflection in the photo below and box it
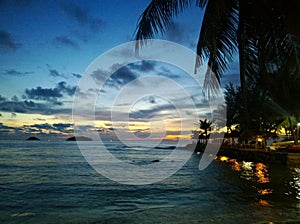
[255,163,270,184]
[290,168,300,200]
[215,156,272,206]
[216,156,300,209]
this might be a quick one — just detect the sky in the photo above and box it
[0,0,239,140]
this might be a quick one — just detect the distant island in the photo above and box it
[26,136,40,141]
[66,136,93,141]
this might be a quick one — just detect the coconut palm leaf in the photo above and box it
[134,0,195,51]
[196,0,238,94]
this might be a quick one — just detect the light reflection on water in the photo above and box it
[290,168,300,200]
[0,142,300,223]
[215,156,300,208]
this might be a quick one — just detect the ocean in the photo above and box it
[0,140,299,224]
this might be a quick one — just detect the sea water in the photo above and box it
[0,140,299,224]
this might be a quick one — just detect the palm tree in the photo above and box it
[199,118,212,134]
[134,0,300,130]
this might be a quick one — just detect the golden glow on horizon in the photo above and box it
[1,111,196,140]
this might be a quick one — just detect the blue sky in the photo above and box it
[0,0,239,140]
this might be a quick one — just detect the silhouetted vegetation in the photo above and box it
[135,0,300,146]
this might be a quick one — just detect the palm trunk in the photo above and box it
[238,1,249,131]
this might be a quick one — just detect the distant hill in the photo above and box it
[26,136,40,141]
[66,136,92,141]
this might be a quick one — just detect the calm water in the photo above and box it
[0,140,300,224]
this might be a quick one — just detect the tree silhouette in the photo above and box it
[135,0,300,144]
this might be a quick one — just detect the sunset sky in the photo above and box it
[0,0,239,140]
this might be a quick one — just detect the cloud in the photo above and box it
[52,123,73,132]
[128,60,156,73]
[49,69,65,78]
[0,99,36,113]
[128,61,181,79]
[0,98,72,115]
[11,95,18,101]
[148,96,156,104]
[72,73,82,78]
[129,104,176,119]
[25,86,63,100]
[46,65,66,78]
[25,122,73,133]
[0,30,22,51]
[60,3,104,31]
[54,36,79,49]
[24,81,76,104]
[1,69,33,76]
[0,95,6,101]
[92,64,139,89]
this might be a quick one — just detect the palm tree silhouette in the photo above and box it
[199,119,212,139]
[134,0,300,131]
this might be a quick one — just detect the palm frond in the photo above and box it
[196,0,238,93]
[202,66,221,99]
[134,0,193,52]
[195,0,208,8]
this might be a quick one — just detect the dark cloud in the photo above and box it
[158,66,181,79]
[72,73,82,78]
[128,61,181,79]
[23,122,73,133]
[21,122,74,136]
[25,86,63,100]
[49,69,64,78]
[0,98,72,115]
[129,104,176,119]
[0,95,6,101]
[11,95,18,101]
[0,100,36,113]
[33,118,46,121]
[0,123,17,134]
[57,81,76,96]
[148,96,156,104]
[92,64,138,89]
[0,30,22,51]
[128,60,156,73]
[1,69,33,76]
[24,81,76,104]
[29,123,52,130]
[46,64,66,78]
[24,100,35,107]
[60,3,104,31]
[133,129,150,138]
[52,123,73,132]
[54,36,79,49]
